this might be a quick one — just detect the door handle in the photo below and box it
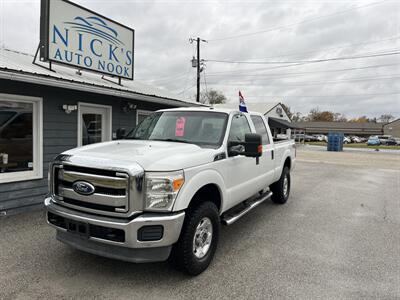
[271,150,274,160]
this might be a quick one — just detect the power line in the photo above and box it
[205,50,400,65]
[207,74,400,87]
[207,0,390,42]
[203,68,209,94]
[177,82,196,95]
[230,36,400,61]
[206,62,400,78]
[244,92,400,98]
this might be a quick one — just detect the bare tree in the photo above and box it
[200,89,227,104]
[281,103,293,120]
[378,114,394,123]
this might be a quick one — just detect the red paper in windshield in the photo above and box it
[175,117,186,137]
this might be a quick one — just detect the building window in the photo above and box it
[136,110,153,125]
[0,94,42,183]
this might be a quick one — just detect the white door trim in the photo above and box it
[77,102,112,147]
[136,109,153,125]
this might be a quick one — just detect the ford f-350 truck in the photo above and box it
[45,107,295,275]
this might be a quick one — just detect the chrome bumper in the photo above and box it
[45,197,185,262]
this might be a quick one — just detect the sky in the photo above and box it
[1,0,399,119]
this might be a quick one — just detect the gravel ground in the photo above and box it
[0,149,399,299]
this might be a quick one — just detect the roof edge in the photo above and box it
[0,69,203,107]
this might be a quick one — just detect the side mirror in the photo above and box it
[228,133,262,158]
[243,133,262,158]
[116,128,126,139]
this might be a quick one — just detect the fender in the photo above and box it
[273,148,292,182]
[173,168,227,213]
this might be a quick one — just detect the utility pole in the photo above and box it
[190,37,207,102]
[196,37,200,103]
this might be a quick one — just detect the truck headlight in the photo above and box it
[144,171,185,211]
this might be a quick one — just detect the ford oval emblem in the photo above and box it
[72,181,95,195]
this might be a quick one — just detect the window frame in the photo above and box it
[227,113,252,143]
[136,109,153,125]
[77,102,112,147]
[0,93,43,184]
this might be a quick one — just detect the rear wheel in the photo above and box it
[170,201,220,276]
[270,166,290,204]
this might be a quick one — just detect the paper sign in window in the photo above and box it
[175,117,186,137]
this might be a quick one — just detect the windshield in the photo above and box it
[126,111,228,148]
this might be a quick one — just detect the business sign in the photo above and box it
[40,0,134,79]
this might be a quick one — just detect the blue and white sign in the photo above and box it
[41,0,134,79]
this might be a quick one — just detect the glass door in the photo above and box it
[78,103,111,147]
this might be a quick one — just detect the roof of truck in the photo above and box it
[158,106,265,116]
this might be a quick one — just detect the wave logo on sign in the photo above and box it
[64,16,124,46]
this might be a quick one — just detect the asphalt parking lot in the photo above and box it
[1,147,399,299]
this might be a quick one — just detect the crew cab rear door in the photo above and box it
[250,114,275,185]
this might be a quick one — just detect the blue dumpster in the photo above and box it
[327,132,344,151]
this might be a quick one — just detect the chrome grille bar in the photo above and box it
[53,166,131,216]
[59,187,127,208]
[59,170,127,190]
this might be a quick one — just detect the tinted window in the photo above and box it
[251,115,270,144]
[228,114,252,142]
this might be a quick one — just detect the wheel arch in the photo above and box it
[283,156,292,170]
[173,169,226,214]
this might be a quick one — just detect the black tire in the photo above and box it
[170,201,220,276]
[270,166,290,204]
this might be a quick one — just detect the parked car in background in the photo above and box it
[304,134,318,142]
[367,136,380,146]
[343,136,351,144]
[394,138,400,146]
[385,138,397,146]
[276,133,289,140]
[351,136,364,143]
[377,135,393,145]
[293,133,304,141]
[314,134,327,142]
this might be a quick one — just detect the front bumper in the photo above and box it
[44,197,185,263]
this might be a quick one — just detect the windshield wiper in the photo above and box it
[151,138,193,144]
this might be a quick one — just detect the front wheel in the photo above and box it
[270,166,291,204]
[170,201,220,276]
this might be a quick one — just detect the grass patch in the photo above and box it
[304,141,400,150]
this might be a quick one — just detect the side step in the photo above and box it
[221,191,273,225]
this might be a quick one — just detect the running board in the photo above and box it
[221,191,273,225]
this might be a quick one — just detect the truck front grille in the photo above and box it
[52,164,130,216]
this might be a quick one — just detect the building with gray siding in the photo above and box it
[0,49,199,216]
[293,121,384,137]
[383,119,400,138]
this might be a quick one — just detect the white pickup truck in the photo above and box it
[45,107,296,275]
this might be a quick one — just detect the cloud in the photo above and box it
[1,0,399,118]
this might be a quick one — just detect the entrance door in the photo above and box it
[78,103,112,147]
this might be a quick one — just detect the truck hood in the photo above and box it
[63,140,220,171]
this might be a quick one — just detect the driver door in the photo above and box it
[221,113,259,210]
